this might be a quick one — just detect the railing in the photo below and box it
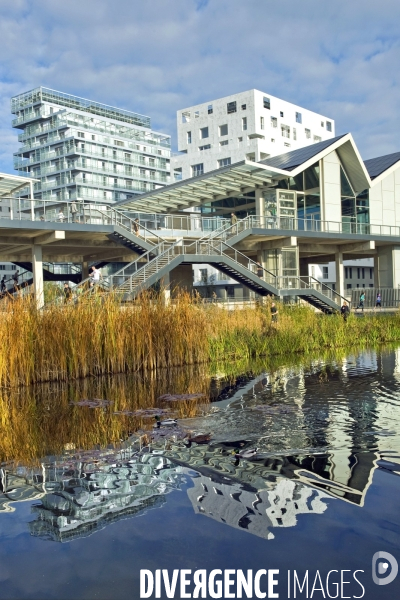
[105,238,278,295]
[275,275,347,307]
[3,195,399,240]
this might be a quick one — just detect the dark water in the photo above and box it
[1,350,400,599]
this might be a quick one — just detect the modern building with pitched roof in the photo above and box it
[114,132,400,303]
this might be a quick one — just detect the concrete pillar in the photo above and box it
[255,188,265,227]
[169,264,193,297]
[335,251,344,298]
[374,246,400,289]
[81,261,88,282]
[32,244,44,309]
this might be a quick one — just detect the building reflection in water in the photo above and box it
[1,349,400,542]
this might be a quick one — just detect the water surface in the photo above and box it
[1,349,400,599]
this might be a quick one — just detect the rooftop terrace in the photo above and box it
[11,87,151,129]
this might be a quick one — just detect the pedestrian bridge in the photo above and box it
[0,198,396,311]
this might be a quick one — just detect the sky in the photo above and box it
[0,0,399,173]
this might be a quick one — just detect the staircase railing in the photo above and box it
[275,275,348,307]
[87,207,164,247]
[107,238,278,295]
[109,241,178,287]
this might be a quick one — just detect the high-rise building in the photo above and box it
[11,87,171,205]
[171,89,335,181]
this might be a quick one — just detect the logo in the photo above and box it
[372,552,398,586]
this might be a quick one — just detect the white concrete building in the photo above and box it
[171,89,335,181]
[310,258,374,293]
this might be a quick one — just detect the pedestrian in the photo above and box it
[357,290,365,312]
[13,269,19,291]
[341,301,350,322]
[0,275,6,295]
[133,218,140,236]
[270,302,278,323]
[256,261,263,278]
[89,265,102,287]
[58,209,65,222]
[70,200,79,223]
[376,291,382,309]
[230,212,237,234]
[63,282,72,303]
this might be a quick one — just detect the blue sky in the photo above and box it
[0,0,399,172]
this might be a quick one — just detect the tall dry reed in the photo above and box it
[1,293,400,388]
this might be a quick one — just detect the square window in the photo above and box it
[271,117,277,128]
[326,121,332,132]
[271,138,275,142]
[182,111,190,123]
[227,101,237,114]
[199,144,211,151]
[280,111,284,117]
[263,97,271,109]
[208,104,213,114]
[220,140,228,146]
[92,135,95,140]
[281,124,290,138]
[218,157,231,168]
[191,163,203,177]
[200,127,209,139]
[219,124,228,136]
[295,112,302,124]
[314,135,322,142]
[241,104,246,110]
[238,137,243,142]
[194,111,199,118]
[305,128,311,139]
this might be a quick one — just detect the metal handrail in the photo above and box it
[275,275,348,306]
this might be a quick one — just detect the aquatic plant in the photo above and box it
[1,293,400,388]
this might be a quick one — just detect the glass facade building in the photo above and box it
[11,87,171,204]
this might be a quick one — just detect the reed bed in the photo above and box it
[1,292,400,388]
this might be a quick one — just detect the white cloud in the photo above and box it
[0,0,399,171]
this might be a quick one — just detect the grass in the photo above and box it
[1,292,400,388]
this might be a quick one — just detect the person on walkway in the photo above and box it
[13,270,19,292]
[230,212,238,234]
[70,201,79,223]
[63,282,72,303]
[341,301,350,322]
[133,218,140,236]
[58,210,65,222]
[270,302,278,323]
[376,291,382,309]
[357,290,365,312]
[1,276,6,295]
[256,261,263,278]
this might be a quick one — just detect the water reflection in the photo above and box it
[1,348,400,545]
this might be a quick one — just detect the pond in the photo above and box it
[0,349,400,599]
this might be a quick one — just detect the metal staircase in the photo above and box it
[95,207,163,256]
[106,238,347,313]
